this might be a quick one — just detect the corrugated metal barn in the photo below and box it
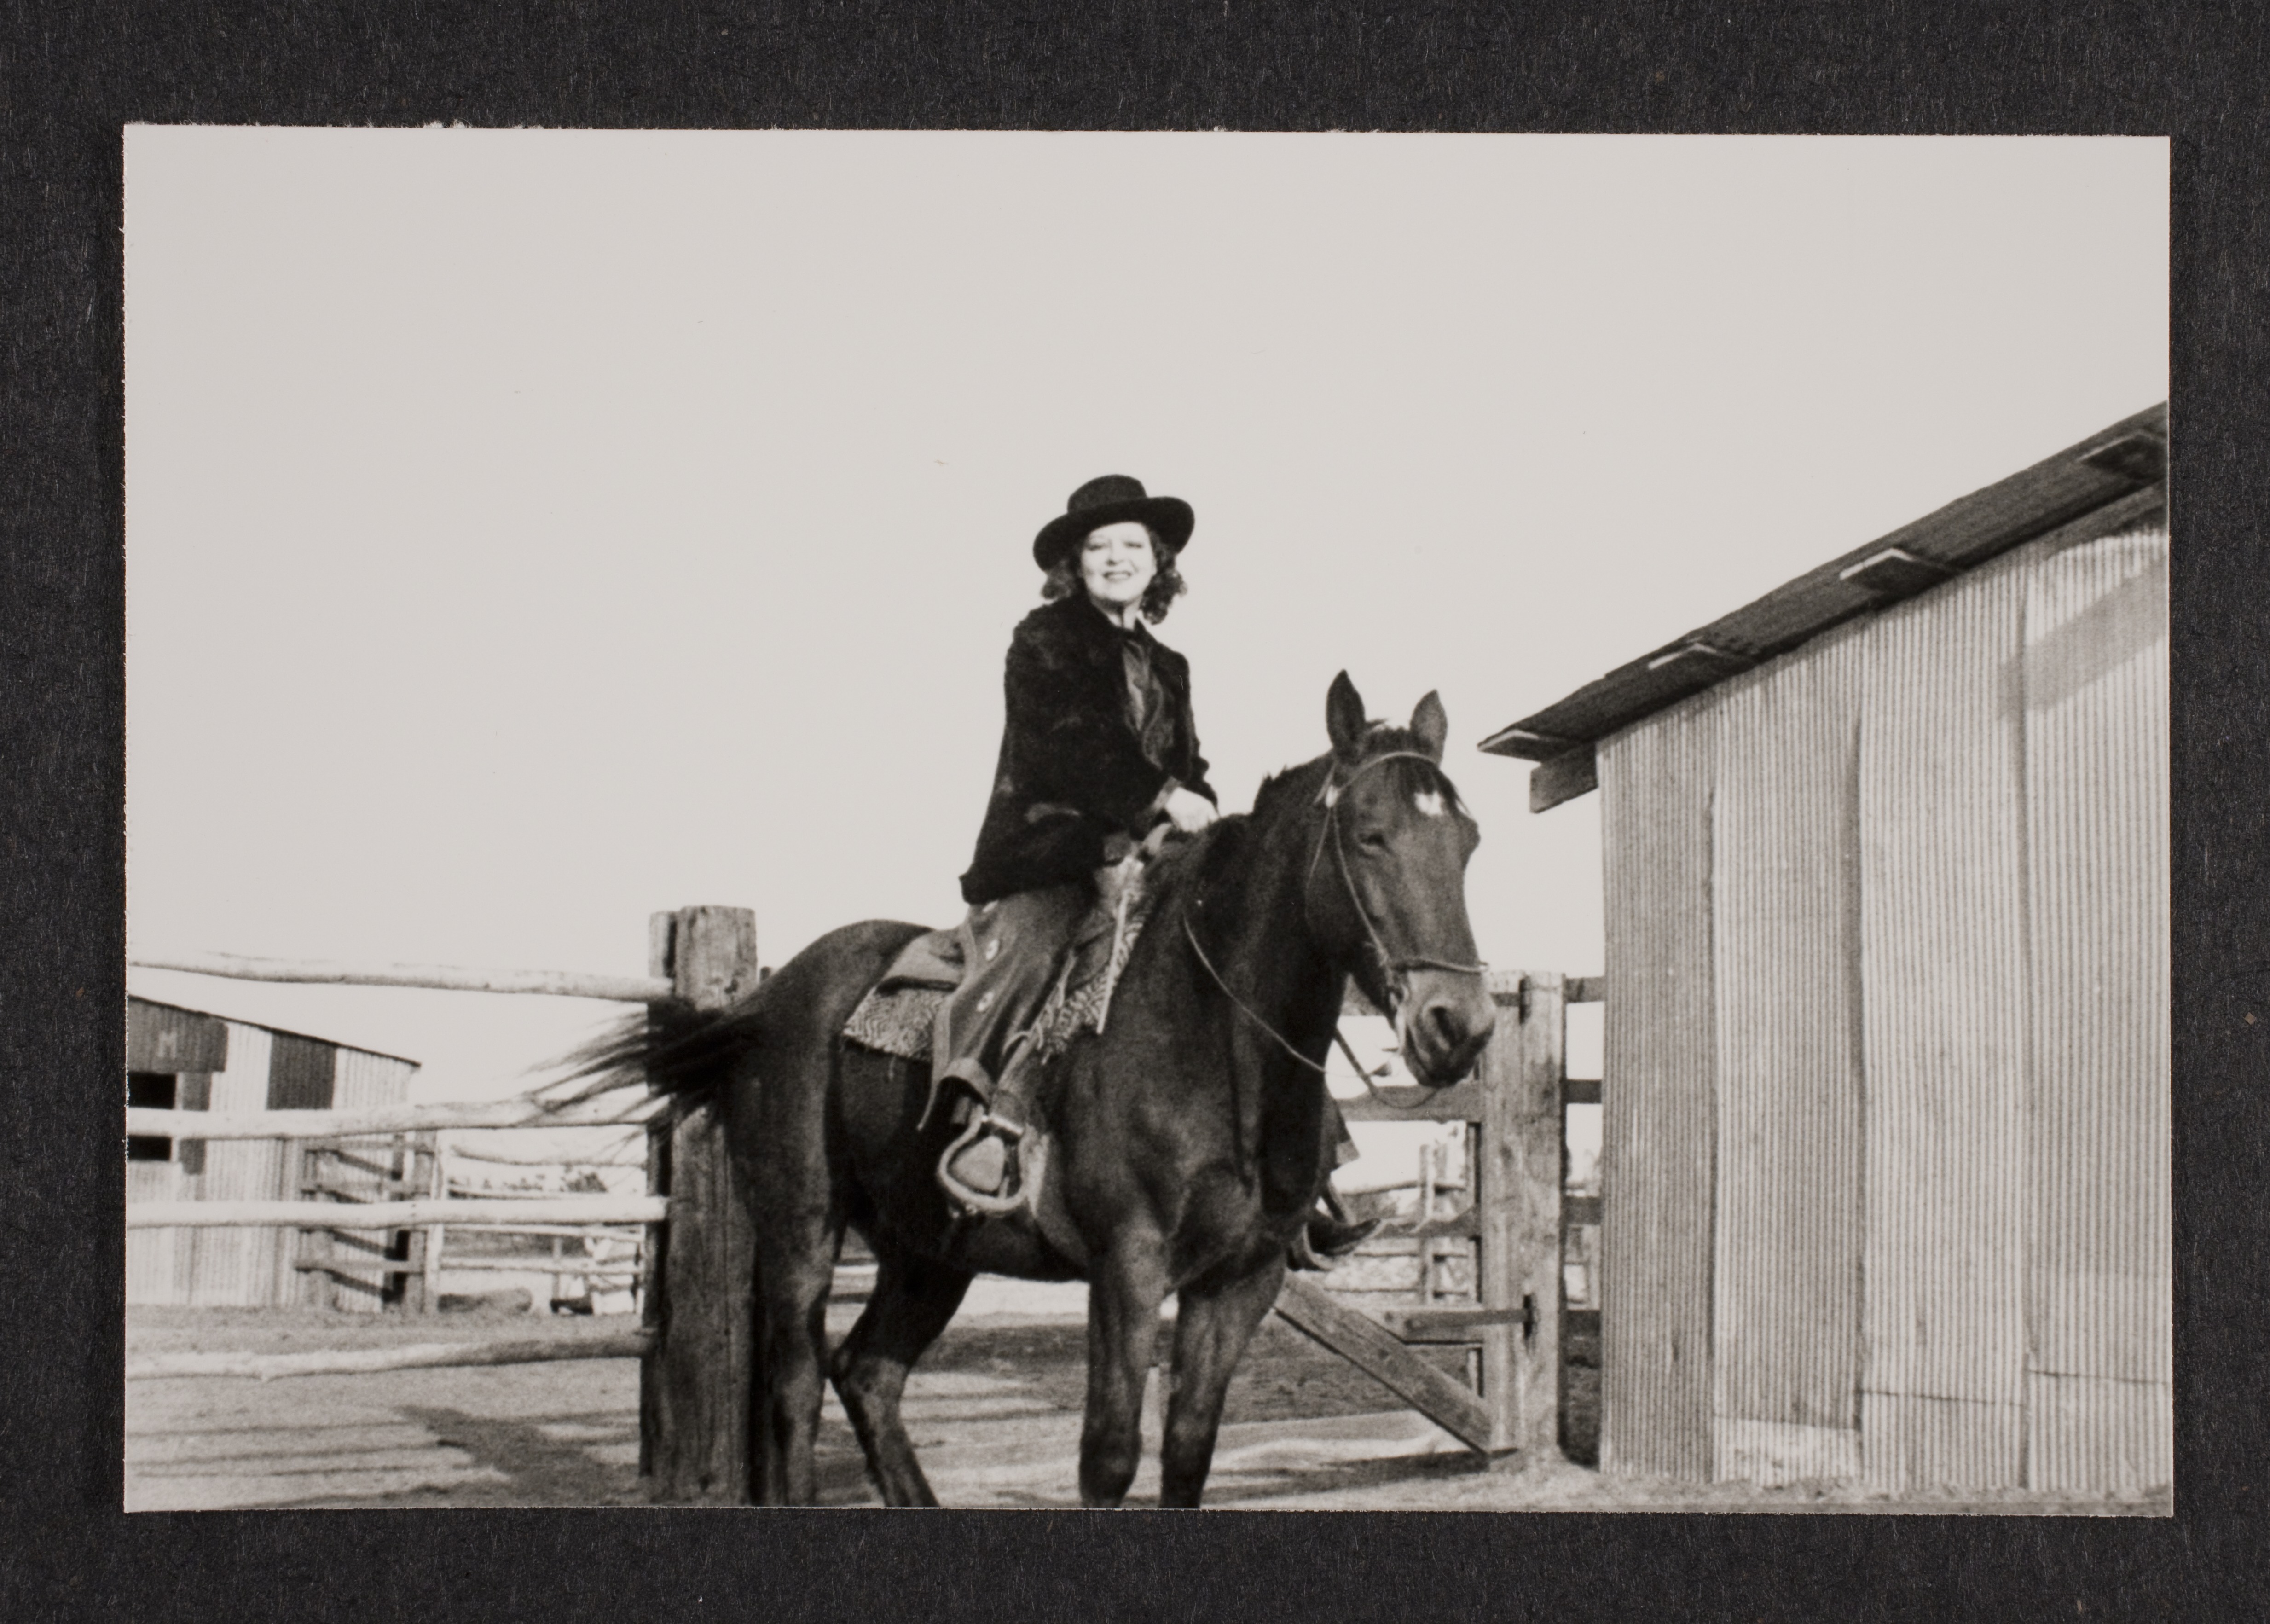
[1483,405,2169,1496]
[126,997,421,1310]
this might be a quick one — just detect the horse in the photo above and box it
[585,672,1495,1507]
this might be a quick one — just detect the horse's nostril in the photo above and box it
[1425,1002,1463,1047]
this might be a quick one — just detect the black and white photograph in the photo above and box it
[120,129,2168,1513]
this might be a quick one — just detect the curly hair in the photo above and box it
[1040,526,1188,624]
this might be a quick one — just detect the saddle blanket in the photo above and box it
[841,980,950,1062]
[841,888,1159,1067]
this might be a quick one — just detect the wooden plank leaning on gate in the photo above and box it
[1274,971,1570,1460]
[1273,1276,1496,1452]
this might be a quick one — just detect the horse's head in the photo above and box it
[1308,672,1496,1085]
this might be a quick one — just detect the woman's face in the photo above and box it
[1078,522,1158,612]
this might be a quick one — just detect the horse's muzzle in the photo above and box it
[1399,969,1496,1086]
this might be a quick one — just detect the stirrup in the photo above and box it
[938,1112,1028,1217]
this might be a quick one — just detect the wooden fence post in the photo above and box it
[638,1113,670,1482]
[297,1144,336,1311]
[420,1133,444,1313]
[641,905,761,1503]
[1473,973,1569,1460]
[1509,972,1567,1462]
[1477,993,1520,1452]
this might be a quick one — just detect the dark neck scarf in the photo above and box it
[1089,600,1176,772]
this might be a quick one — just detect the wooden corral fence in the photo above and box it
[1277,973,1603,1458]
[126,954,669,1360]
[127,908,758,1501]
[127,1123,658,1319]
[128,911,1603,1500]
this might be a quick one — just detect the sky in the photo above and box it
[123,129,2167,1140]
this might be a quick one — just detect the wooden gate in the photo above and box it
[1276,973,1603,1460]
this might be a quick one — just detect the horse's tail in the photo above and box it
[562,993,769,1102]
[562,918,921,1109]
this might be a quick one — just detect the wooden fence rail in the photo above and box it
[444,1223,650,1239]
[436,1258,640,1277]
[127,1330,654,1383]
[444,1141,645,1167]
[130,950,672,1003]
[127,1195,668,1230]
[127,1097,659,1141]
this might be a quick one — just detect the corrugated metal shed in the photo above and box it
[1533,408,2167,1498]
[2019,529,2171,1495]
[1707,632,1865,1487]
[1596,705,1717,1480]
[1854,548,2033,1492]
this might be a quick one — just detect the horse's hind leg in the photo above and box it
[750,1193,846,1505]
[1158,1258,1286,1508]
[828,1248,973,1506]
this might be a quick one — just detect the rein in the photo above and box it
[1182,748,1488,1110]
[1179,917,1413,1103]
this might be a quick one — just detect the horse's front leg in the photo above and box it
[1159,1255,1286,1508]
[1080,1243,1171,1507]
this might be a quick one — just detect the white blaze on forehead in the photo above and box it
[1413,790,1446,818]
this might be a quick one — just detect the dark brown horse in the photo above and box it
[591,673,1494,1506]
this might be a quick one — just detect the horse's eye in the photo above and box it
[1358,831,1390,853]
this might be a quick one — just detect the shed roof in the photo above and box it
[126,992,423,1069]
[1479,403,2167,809]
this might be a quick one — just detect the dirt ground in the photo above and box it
[125,1281,2168,1514]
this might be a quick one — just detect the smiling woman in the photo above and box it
[938,475,1218,1206]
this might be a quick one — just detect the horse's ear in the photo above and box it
[1410,690,1448,763]
[1326,672,1367,759]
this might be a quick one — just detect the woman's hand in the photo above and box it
[1163,786,1218,835]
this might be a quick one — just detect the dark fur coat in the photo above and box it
[959,595,1216,905]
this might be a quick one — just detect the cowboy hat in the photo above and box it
[1031,475,1195,571]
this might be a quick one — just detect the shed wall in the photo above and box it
[125,1159,184,1305]
[127,1001,229,1073]
[2020,526,2171,1492]
[1854,545,2032,1492]
[183,1022,284,1306]
[1595,517,2168,1496]
[311,1050,423,1313]
[333,1048,417,1112]
[123,1015,419,1310]
[1597,702,1717,1480]
[1706,632,1867,1486]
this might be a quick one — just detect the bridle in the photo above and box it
[1309,749,1490,1004]
[1183,747,1487,1085]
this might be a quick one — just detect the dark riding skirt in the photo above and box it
[932,884,1092,1101]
